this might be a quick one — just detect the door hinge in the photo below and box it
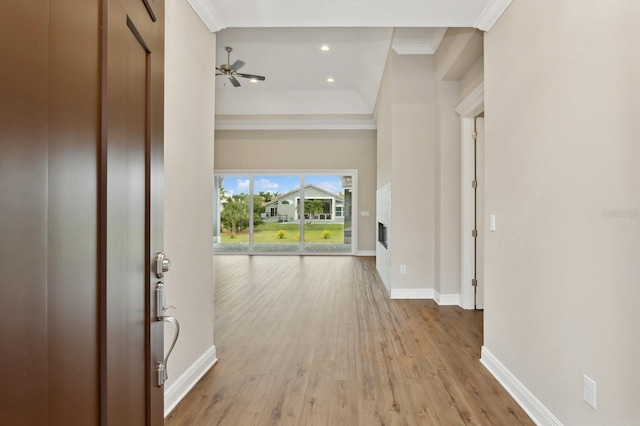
[472,278,478,287]
[472,180,478,189]
[472,131,478,140]
[472,229,478,238]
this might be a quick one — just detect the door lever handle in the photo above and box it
[155,282,178,320]
[157,316,180,386]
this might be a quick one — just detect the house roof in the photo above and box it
[263,184,344,208]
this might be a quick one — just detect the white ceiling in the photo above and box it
[192,0,510,128]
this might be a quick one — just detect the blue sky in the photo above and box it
[223,175,344,197]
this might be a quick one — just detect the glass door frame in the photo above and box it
[214,169,357,255]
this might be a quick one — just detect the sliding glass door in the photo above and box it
[213,171,355,255]
[302,175,352,254]
[253,175,300,253]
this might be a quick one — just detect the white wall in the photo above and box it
[214,129,377,253]
[483,1,640,424]
[164,0,216,412]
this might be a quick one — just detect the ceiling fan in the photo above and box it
[216,46,266,87]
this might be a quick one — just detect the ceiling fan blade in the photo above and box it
[237,73,266,81]
[230,60,245,71]
[229,75,241,87]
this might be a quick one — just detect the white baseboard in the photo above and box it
[356,250,376,256]
[390,288,434,299]
[434,290,460,306]
[164,345,218,417]
[480,347,562,426]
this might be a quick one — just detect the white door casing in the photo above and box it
[475,117,485,309]
[455,82,484,310]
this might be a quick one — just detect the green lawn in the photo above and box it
[221,223,344,243]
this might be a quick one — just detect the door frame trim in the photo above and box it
[455,82,484,310]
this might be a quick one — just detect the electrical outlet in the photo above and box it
[583,374,597,409]
[400,265,407,274]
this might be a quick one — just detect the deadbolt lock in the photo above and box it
[155,252,171,279]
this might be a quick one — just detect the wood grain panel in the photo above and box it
[0,2,50,424]
[47,0,101,423]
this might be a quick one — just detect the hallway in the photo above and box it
[165,256,532,425]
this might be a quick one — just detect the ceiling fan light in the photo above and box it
[320,45,330,52]
[326,77,334,83]
[250,78,258,83]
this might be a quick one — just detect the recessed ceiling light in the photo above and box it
[326,77,334,83]
[320,45,330,52]
[250,78,258,83]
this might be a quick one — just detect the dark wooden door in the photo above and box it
[0,0,165,424]
[0,2,52,424]
[103,0,165,425]
[1,1,102,424]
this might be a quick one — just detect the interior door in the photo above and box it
[103,0,165,424]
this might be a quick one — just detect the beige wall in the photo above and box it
[375,52,437,294]
[484,1,639,424]
[376,53,393,189]
[214,129,377,252]
[391,53,437,291]
[375,52,393,290]
[164,0,216,397]
[459,55,483,102]
[435,28,483,81]
[434,79,462,296]
[375,32,484,299]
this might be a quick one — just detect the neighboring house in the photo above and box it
[262,184,344,222]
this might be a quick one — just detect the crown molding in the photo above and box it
[474,0,512,32]
[215,117,377,131]
[187,0,226,32]
[392,43,436,55]
[392,27,446,55]
[455,82,484,118]
[393,43,438,55]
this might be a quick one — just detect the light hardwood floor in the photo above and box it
[165,256,533,426]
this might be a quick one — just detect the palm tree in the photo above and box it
[304,199,324,220]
